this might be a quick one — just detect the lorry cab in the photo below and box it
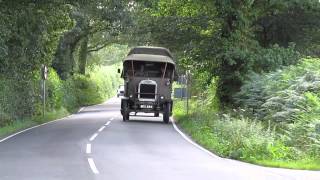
[120,46,176,123]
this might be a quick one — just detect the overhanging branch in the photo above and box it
[87,42,111,53]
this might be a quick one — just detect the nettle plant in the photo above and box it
[235,58,320,123]
[233,58,320,157]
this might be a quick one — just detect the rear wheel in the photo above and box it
[163,103,170,124]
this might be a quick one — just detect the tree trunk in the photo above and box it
[78,35,89,75]
[52,10,89,80]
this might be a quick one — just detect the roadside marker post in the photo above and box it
[186,70,191,116]
[41,64,48,118]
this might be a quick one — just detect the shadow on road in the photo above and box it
[77,109,111,114]
[125,119,171,124]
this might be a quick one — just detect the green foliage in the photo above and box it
[235,58,320,122]
[174,99,320,169]
[87,44,129,67]
[47,68,64,110]
[252,43,301,73]
[0,66,120,127]
[60,77,79,112]
[72,66,120,106]
[254,0,320,57]
[173,58,320,169]
[0,2,72,77]
[203,77,220,112]
[52,0,131,79]
[133,0,314,103]
[231,58,320,165]
[0,1,123,129]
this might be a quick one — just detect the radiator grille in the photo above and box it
[140,84,156,99]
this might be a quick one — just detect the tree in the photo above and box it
[133,0,320,104]
[52,0,131,79]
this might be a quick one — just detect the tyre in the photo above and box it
[170,101,173,116]
[121,99,129,121]
[163,103,170,124]
[123,111,129,121]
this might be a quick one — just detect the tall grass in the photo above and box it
[174,100,320,169]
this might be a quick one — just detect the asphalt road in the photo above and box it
[0,97,319,180]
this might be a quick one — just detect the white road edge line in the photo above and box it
[0,115,72,143]
[78,107,85,113]
[88,158,99,174]
[98,126,105,132]
[0,100,110,143]
[86,144,92,154]
[171,118,221,159]
[110,117,114,121]
[105,121,111,126]
[89,133,98,141]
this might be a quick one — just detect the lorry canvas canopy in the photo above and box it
[123,54,175,65]
[127,46,173,58]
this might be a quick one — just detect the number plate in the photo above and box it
[140,105,153,109]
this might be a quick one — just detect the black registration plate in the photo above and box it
[140,105,153,109]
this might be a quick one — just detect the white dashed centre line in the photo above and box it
[89,133,98,141]
[88,158,99,174]
[105,121,111,126]
[98,126,105,132]
[86,118,113,174]
[86,144,91,154]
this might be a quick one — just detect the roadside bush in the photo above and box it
[234,58,320,122]
[285,107,320,158]
[228,57,320,165]
[175,61,320,167]
[61,77,78,112]
[174,100,297,162]
[215,42,300,103]
[0,65,120,126]
[0,76,42,120]
[252,43,301,73]
[46,68,64,110]
[205,77,220,112]
[73,66,120,106]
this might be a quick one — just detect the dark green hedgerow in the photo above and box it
[0,65,120,138]
[173,59,320,170]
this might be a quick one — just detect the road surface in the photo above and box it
[0,98,319,180]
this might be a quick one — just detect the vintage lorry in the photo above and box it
[119,46,177,123]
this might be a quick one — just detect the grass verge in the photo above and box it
[173,100,320,170]
[0,108,70,139]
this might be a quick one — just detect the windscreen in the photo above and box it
[123,61,174,78]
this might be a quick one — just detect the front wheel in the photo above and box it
[121,99,129,121]
[123,111,129,121]
[163,103,171,124]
